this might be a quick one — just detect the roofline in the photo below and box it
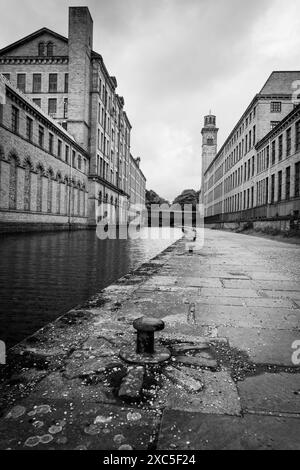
[0,27,68,56]
[130,154,146,181]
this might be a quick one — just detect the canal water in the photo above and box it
[0,227,182,349]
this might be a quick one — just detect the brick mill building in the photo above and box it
[0,6,146,232]
[202,71,300,230]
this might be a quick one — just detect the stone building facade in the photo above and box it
[0,6,146,231]
[203,71,300,221]
[0,75,89,231]
[129,156,146,207]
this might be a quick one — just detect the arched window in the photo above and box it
[47,42,54,56]
[47,170,54,213]
[64,178,69,215]
[71,180,75,215]
[83,185,86,217]
[56,173,62,214]
[9,155,18,209]
[0,145,4,207]
[77,184,81,215]
[36,166,43,212]
[38,42,45,56]
[24,160,32,211]
[207,138,214,146]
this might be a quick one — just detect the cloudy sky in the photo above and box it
[0,0,299,201]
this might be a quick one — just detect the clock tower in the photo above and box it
[201,113,218,176]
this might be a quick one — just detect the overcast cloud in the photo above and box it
[0,0,299,201]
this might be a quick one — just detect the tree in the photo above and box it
[145,189,169,210]
[172,189,200,208]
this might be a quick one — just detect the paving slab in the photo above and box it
[156,368,241,416]
[200,288,259,298]
[157,411,300,450]
[219,327,300,366]
[238,373,300,415]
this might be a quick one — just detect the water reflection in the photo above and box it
[0,227,181,348]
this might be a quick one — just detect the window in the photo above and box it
[78,155,82,171]
[32,73,42,93]
[65,146,69,164]
[271,121,279,130]
[278,135,283,161]
[47,42,54,56]
[17,74,26,92]
[271,141,276,165]
[295,162,300,198]
[271,102,282,113]
[278,171,282,201]
[48,73,57,93]
[48,98,57,116]
[296,121,300,151]
[252,156,255,176]
[63,98,68,118]
[286,128,291,156]
[26,117,33,141]
[207,138,214,146]
[286,166,291,200]
[9,156,18,209]
[11,106,19,133]
[38,126,44,148]
[253,125,256,146]
[72,150,76,167]
[49,133,54,154]
[64,73,68,93]
[38,42,45,56]
[58,140,62,159]
[271,174,275,203]
[266,146,270,168]
[32,98,41,107]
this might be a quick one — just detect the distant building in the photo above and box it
[129,156,146,207]
[203,71,300,221]
[0,6,146,231]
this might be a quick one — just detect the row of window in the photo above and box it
[10,105,87,172]
[224,156,256,193]
[2,73,68,94]
[224,106,257,153]
[257,121,300,173]
[3,155,86,217]
[223,163,300,213]
[225,125,256,173]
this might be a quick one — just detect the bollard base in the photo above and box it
[119,345,171,365]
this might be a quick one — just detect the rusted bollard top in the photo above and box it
[133,317,165,333]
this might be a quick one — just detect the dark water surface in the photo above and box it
[0,227,181,348]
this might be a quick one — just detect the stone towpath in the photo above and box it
[0,228,299,450]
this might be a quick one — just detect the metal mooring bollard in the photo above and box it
[119,316,171,365]
[133,317,164,354]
